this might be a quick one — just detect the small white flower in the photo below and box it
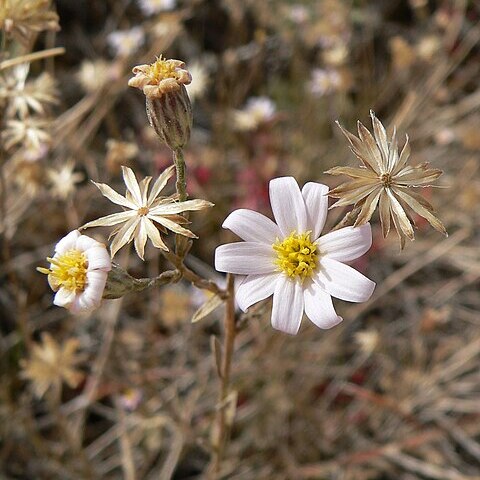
[215,177,375,335]
[38,230,111,314]
[185,60,209,102]
[47,161,84,200]
[233,96,276,131]
[107,27,145,57]
[81,166,213,259]
[309,68,341,97]
[137,0,176,15]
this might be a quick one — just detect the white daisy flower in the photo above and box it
[215,177,375,335]
[137,0,176,16]
[81,166,213,260]
[107,27,145,57]
[38,230,111,314]
[233,96,276,131]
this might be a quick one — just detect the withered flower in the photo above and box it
[328,111,446,249]
[128,56,193,150]
[20,333,84,398]
[0,0,59,45]
[81,166,213,260]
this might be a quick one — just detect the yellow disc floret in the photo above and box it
[38,249,88,293]
[273,231,318,281]
[145,56,182,83]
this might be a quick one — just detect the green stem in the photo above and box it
[173,148,187,202]
[173,147,190,258]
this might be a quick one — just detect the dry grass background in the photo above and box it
[1,0,480,479]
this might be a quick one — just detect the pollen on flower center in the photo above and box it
[273,231,318,281]
[145,57,180,83]
[39,249,88,293]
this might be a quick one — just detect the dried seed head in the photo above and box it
[129,56,193,149]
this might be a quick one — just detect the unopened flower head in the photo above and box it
[327,111,446,249]
[215,177,375,335]
[20,333,83,398]
[128,56,193,149]
[38,230,111,314]
[81,166,213,260]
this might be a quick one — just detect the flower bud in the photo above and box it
[128,56,193,150]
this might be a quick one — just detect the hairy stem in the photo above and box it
[172,147,190,259]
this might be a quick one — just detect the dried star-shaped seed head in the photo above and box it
[20,333,84,398]
[128,56,193,149]
[0,0,59,46]
[81,166,213,260]
[327,110,447,249]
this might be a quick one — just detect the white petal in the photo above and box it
[149,215,196,238]
[110,216,139,258]
[70,289,101,314]
[53,287,76,308]
[85,270,108,297]
[235,273,279,312]
[222,209,280,244]
[75,234,101,252]
[85,246,111,271]
[147,165,175,205]
[93,182,137,209]
[81,211,136,229]
[134,218,148,260]
[319,224,372,262]
[215,242,276,275]
[55,230,80,254]
[303,282,343,329]
[150,199,212,215]
[122,166,143,206]
[315,257,375,303]
[302,182,329,239]
[271,277,304,335]
[144,218,168,250]
[269,177,308,236]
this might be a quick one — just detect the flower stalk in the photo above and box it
[208,273,236,479]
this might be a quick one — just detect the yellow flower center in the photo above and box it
[38,249,88,293]
[137,206,149,216]
[273,231,318,281]
[145,56,180,83]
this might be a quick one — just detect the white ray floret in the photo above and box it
[215,177,375,335]
[81,166,213,260]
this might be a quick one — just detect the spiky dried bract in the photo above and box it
[128,56,193,149]
[0,0,59,45]
[327,111,446,249]
[20,333,84,398]
[81,166,213,260]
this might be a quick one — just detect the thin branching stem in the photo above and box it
[208,273,237,478]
